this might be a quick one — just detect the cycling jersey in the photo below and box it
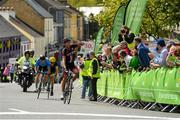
[50,63,58,74]
[36,58,50,72]
[62,47,76,70]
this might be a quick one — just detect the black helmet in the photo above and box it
[40,55,45,60]
[24,50,30,56]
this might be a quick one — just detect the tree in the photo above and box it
[141,0,180,37]
[94,0,128,39]
[67,0,99,7]
[95,0,180,38]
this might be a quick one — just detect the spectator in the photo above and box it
[111,53,121,70]
[88,51,100,101]
[118,26,135,44]
[120,41,132,56]
[9,64,15,83]
[135,37,151,68]
[101,47,113,69]
[166,46,180,67]
[151,39,168,67]
[80,53,92,99]
[3,64,10,82]
[119,50,132,69]
[129,48,140,70]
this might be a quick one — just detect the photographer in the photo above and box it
[118,26,135,46]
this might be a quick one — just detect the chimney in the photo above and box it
[0,6,15,20]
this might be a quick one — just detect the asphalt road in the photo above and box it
[0,82,180,120]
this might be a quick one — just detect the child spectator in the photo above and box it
[129,48,139,70]
[166,46,180,67]
[119,50,132,69]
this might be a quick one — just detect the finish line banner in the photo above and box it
[97,67,180,105]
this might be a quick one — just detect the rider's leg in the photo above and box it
[43,74,49,89]
[61,72,67,99]
[50,74,54,96]
[34,73,40,92]
[72,67,79,81]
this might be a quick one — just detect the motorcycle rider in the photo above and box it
[34,55,50,92]
[16,50,35,85]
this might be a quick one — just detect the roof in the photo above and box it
[25,0,53,18]
[9,16,42,38]
[35,0,82,15]
[0,15,21,38]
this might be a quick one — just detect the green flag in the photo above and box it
[125,0,147,34]
[111,6,126,45]
[94,27,104,54]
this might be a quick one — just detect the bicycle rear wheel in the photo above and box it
[37,76,43,99]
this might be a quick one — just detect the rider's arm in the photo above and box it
[46,60,51,74]
[16,57,23,65]
[62,50,67,70]
[35,59,40,72]
[55,65,59,76]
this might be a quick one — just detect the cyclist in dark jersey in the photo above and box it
[49,57,59,96]
[60,38,80,100]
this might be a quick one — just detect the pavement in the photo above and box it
[0,82,180,120]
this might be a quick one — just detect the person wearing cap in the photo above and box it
[151,39,168,67]
[134,37,151,68]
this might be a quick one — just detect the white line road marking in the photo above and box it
[8,108,29,113]
[0,110,177,120]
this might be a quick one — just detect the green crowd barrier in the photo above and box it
[97,67,180,105]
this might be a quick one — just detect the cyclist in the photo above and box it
[34,55,50,92]
[49,57,59,96]
[60,38,80,100]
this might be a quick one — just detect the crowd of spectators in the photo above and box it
[94,26,180,72]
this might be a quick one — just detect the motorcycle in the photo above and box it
[17,65,34,92]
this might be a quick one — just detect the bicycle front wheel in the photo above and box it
[67,79,73,104]
[63,78,70,104]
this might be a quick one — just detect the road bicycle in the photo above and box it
[37,71,50,99]
[63,70,74,104]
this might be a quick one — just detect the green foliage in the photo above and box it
[94,0,128,38]
[67,0,101,7]
[95,0,180,38]
[141,0,180,37]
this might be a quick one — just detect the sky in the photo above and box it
[79,7,103,17]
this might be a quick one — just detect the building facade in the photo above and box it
[35,0,83,47]
[0,15,21,67]
[2,0,54,56]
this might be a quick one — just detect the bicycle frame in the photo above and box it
[37,71,50,99]
[63,71,73,104]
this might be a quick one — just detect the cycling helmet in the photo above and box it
[24,50,30,56]
[40,55,45,60]
[49,57,56,63]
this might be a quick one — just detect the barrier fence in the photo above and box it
[96,67,180,112]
